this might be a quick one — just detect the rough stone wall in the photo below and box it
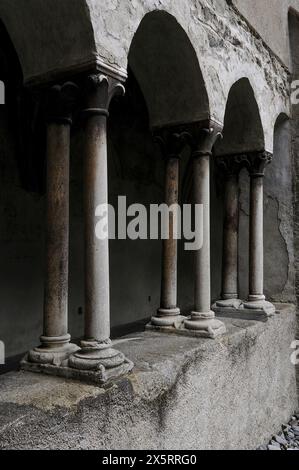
[232,0,299,68]
[291,120,299,396]
[0,305,297,450]
[88,0,290,151]
[0,1,293,147]
[288,10,299,380]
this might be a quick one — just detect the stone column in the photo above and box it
[151,131,187,328]
[184,128,226,338]
[215,156,242,309]
[243,151,275,315]
[28,83,79,365]
[68,74,133,380]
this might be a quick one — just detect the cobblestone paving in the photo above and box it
[258,414,299,450]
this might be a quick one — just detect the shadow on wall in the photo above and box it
[264,115,294,302]
[289,6,299,400]
[214,77,265,302]
[238,115,293,302]
[212,79,293,303]
[107,70,164,327]
[289,8,299,311]
[0,19,45,359]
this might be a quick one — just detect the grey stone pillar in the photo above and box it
[151,131,187,328]
[68,74,133,380]
[28,83,79,365]
[243,151,275,315]
[184,128,226,338]
[215,156,242,309]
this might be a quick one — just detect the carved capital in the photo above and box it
[246,151,273,177]
[188,126,223,159]
[153,128,189,160]
[46,82,79,125]
[216,154,247,178]
[82,73,125,119]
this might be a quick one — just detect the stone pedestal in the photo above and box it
[12,305,298,449]
[68,339,133,382]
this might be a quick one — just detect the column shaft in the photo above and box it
[193,154,211,313]
[184,127,226,338]
[150,130,187,328]
[222,174,239,299]
[243,151,275,315]
[43,122,70,342]
[84,114,110,342]
[160,156,179,310]
[27,82,79,365]
[248,175,264,299]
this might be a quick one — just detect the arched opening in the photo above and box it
[105,11,209,329]
[107,70,164,330]
[128,10,209,129]
[215,78,264,156]
[212,78,265,302]
[0,0,96,84]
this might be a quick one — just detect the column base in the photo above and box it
[214,298,243,309]
[183,311,226,339]
[25,336,79,366]
[150,308,186,328]
[21,340,133,385]
[212,298,244,317]
[67,339,134,383]
[243,298,276,317]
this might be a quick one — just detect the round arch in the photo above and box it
[128,10,210,129]
[0,0,95,84]
[273,112,290,162]
[215,77,265,156]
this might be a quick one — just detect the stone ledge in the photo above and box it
[0,303,297,450]
[212,306,275,321]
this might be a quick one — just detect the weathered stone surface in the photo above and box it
[88,0,290,149]
[232,0,299,68]
[0,304,297,450]
[0,0,293,140]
